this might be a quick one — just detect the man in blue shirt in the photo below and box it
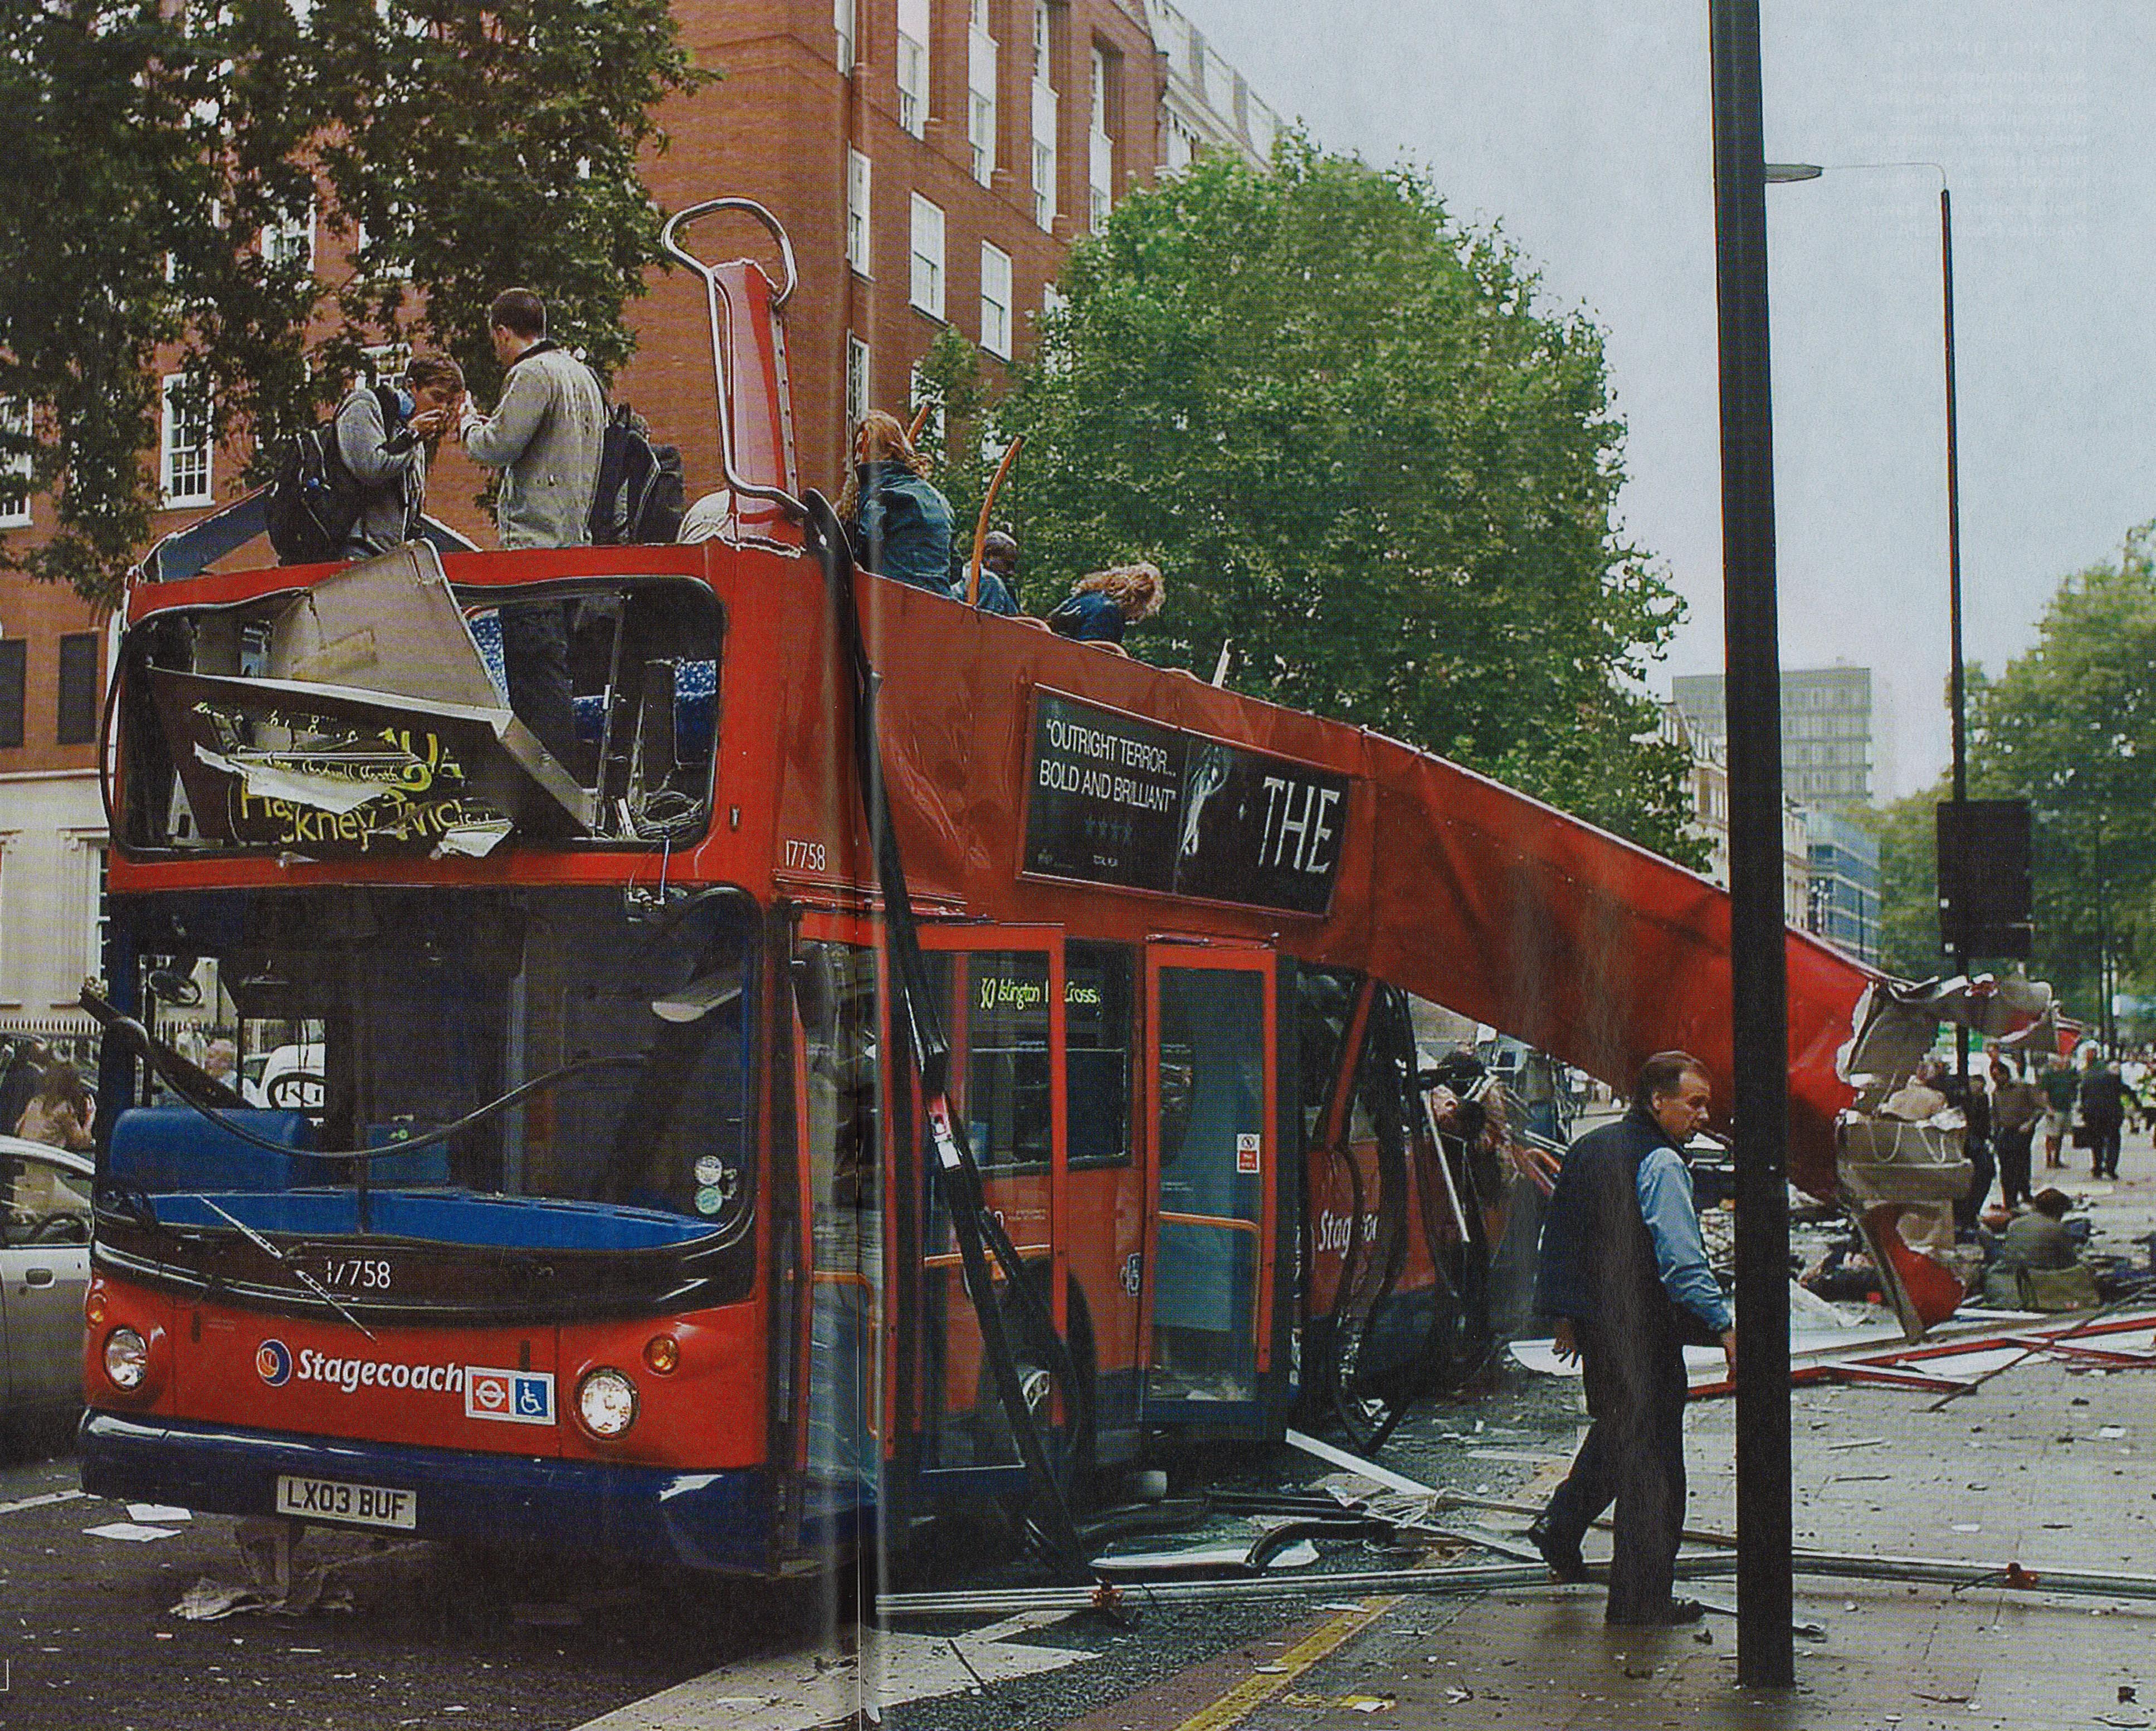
[1530,1051,1736,1626]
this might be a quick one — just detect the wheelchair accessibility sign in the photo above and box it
[465,1367,556,1426]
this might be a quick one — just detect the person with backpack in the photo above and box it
[333,355,464,558]
[459,288,608,768]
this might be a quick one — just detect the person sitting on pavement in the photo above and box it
[837,411,954,595]
[1046,560,1165,648]
[1986,1187,2099,1311]
[333,355,464,559]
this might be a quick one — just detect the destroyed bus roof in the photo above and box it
[114,526,2033,1206]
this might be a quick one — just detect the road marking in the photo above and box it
[1168,1597,1399,1731]
[572,1610,1092,1730]
[0,1489,86,1518]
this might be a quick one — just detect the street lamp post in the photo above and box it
[1767,159,1968,1082]
[1709,1,1796,1689]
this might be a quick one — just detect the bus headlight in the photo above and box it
[104,1328,149,1391]
[575,1367,638,1439]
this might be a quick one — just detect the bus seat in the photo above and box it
[464,608,511,701]
[108,1106,315,1193]
[674,659,716,760]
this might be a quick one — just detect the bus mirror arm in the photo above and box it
[802,490,1100,1582]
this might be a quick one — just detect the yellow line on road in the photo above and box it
[1168,1596,1400,1731]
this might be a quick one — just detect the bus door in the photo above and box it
[910,928,1067,1479]
[782,913,887,1539]
[1141,943,1278,1417]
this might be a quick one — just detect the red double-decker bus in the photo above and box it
[79,200,1894,1576]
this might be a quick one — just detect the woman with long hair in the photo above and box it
[15,1059,93,1152]
[837,410,955,594]
[1046,561,1165,647]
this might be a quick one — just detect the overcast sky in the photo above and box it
[1169,1,2155,799]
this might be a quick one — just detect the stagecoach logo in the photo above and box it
[255,1339,293,1387]
[464,1367,557,1426]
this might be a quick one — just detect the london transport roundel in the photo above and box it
[256,1339,293,1386]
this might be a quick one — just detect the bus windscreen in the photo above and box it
[108,886,757,1237]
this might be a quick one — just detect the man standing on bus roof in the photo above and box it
[459,287,607,768]
[1529,1051,1735,1626]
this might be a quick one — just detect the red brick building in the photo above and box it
[617,0,1167,507]
[0,0,1278,1029]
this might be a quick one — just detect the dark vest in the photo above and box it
[1534,1105,1686,1353]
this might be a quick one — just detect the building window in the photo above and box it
[260,200,316,274]
[78,838,109,987]
[0,399,30,529]
[846,333,871,430]
[909,193,945,320]
[56,633,97,747]
[353,201,415,280]
[896,0,930,138]
[1031,2,1057,230]
[1039,281,1069,372]
[160,373,212,506]
[833,0,855,74]
[846,148,872,276]
[968,0,998,186]
[362,342,412,388]
[1088,46,1114,234]
[909,365,944,450]
[0,639,24,749]
[979,242,1013,360]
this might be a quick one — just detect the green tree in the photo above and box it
[1859,784,1947,982]
[993,138,1699,862]
[1868,533,2156,1015]
[1,0,708,601]
[1965,534,2156,1021]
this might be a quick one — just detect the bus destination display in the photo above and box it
[1024,690,1349,916]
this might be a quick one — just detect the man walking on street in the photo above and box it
[1991,1056,2041,1210]
[1530,1051,1735,1626]
[2077,1047,2131,1181]
[2039,1052,2077,1169]
[460,287,607,768]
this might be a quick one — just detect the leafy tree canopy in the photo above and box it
[0,0,708,601]
[1867,529,2156,1022]
[944,137,1697,862]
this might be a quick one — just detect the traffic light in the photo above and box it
[1936,798,2032,959]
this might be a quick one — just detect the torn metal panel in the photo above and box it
[151,667,589,858]
[263,544,505,708]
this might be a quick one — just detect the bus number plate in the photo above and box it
[275,1474,417,1530]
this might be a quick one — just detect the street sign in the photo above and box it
[1936,798,2033,959]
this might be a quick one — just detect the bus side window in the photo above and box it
[961,950,1052,1170]
[1066,942,1133,1167]
[1294,968,1360,1147]
[794,940,879,1210]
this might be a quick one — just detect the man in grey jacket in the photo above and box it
[334,355,463,559]
[460,287,607,767]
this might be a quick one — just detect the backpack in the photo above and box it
[264,386,399,565]
[588,404,685,546]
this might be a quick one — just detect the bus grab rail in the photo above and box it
[659,197,805,520]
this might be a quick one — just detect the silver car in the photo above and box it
[1,1135,94,1442]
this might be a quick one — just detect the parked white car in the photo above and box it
[1,1135,94,1444]
[242,1044,325,1112]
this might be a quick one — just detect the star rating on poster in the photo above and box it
[1082,812,1137,853]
